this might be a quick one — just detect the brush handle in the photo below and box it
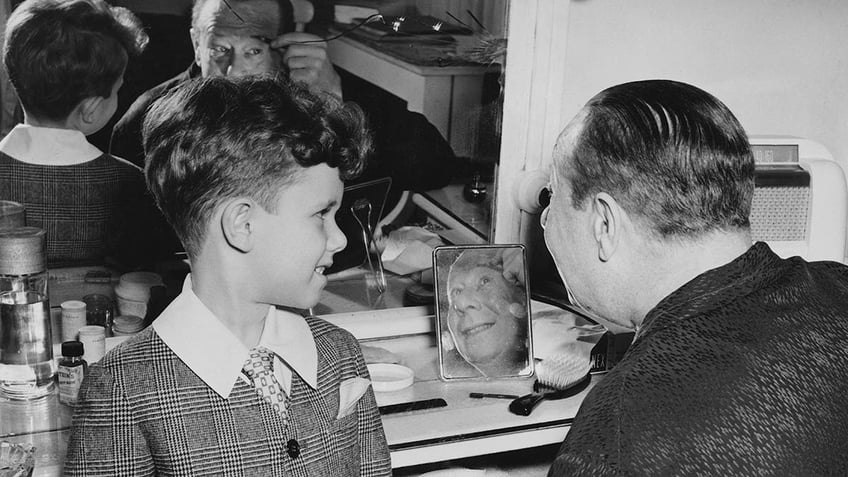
[508,391,551,416]
[508,374,592,417]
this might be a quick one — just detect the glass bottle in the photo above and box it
[463,172,488,203]
[57,341,87,406]
[0,227,55,400]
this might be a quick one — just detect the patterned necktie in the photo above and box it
[242,347,289,420]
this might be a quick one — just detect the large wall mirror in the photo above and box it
[85,0,566,310]
[96,0,519,244]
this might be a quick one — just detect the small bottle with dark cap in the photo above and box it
[58,341,87,406]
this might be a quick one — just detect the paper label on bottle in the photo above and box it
[58,365,85,405]
[61,310,87,342]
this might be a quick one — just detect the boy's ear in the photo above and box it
[220,198,256,253]
[78,96,104,126]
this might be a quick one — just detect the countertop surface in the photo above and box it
[1,270,593,474]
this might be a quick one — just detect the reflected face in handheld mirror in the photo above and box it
[192,0,285,77]
[446,264,526,366]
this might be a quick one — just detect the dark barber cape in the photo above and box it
[109,64,456,217]
[550,242,848,476]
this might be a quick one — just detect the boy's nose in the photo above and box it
[327,219,347,255]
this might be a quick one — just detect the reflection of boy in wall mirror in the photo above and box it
[438,246,532,379]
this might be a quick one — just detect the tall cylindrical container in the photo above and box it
[0,227,55,400]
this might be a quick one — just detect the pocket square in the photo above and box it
[337,377,371,419]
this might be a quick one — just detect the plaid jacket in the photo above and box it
[65,316,392,476]
[0,152,177,268]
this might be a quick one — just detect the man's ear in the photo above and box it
[591,192,624,262]
[189,27,201,65]
[220,198,255,253]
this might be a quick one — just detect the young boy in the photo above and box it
[0,0,176,268]
[65,75,392,476]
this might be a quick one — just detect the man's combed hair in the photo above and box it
[143,74,372,257]
[3,0,147,121]
[566,79,755,238]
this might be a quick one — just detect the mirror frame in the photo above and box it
[494,0,570,247]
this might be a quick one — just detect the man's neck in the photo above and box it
[629,229,753,324]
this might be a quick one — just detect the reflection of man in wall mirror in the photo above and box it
[110,0,456,214]
[542,80,848,475]
[443,247,531,378]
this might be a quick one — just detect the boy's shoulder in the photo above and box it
[97,153,143,174]
[75,153,146,189]
[304,314,355,341]
[303,314,361,355]
[98,326,176,372]
[103,152,142,172]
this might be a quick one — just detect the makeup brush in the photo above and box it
[508,352,592,416]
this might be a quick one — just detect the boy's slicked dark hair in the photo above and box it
[3,0,147,121]
[143,74,371,257]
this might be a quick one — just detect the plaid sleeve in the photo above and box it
[64,363,155,476]
[353,344,392,476]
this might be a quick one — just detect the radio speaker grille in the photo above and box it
[750,186,809,242]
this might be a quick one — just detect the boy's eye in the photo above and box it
[479,276,491,287]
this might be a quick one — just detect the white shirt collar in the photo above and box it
[153,275,318,398]
[0,124,103,165]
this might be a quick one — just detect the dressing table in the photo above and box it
[1,268,594,475]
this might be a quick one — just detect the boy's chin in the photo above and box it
[274,277,327,311]
[286,291,323,311]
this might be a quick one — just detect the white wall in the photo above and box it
[558,0,848,171]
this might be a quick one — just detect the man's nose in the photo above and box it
[225,54,252,77]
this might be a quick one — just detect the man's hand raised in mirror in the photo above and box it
[271,32,342,98]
